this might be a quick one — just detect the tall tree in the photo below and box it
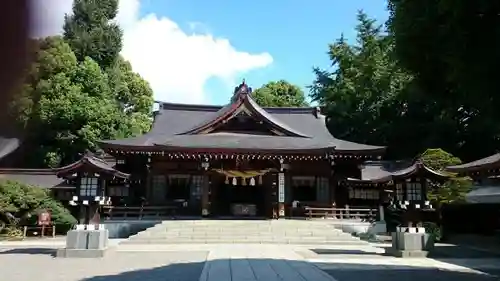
[310,12,425,158]
[9,36,128,168]
[252,80,309,107]
[388,0,500,160]
[63,0,122,69]
[63,0,154,138]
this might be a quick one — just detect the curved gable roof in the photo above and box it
[178,85,309,137]
[100,83,385,154]
[446,153,500,173]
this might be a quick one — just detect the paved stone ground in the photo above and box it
[0,248,207,281]
[1,241,500,281]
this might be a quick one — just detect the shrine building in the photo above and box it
[0,81,448,220]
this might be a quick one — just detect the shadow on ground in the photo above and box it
[0,247,56,256]
[311,248,380,256]
[311,245,500,278]
[80,260,205,281]
[317,263,500,281]
[429,244,500,259]
[71,257,499,281]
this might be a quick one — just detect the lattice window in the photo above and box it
[80,177,98,196]
[395,183,404,201]
[316,177,330,203]
[292,176,315,187]
[108,186,129,197]
[348,188,379,199]
[167,174,191,200]
[406,182,422,201]
[190,175,204,200]
[151,175,166,203]
[291,176,316,201]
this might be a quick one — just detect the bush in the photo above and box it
[0,180,77,235]
[423,221,442,242]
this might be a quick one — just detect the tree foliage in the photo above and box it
[252,80,309,107]
[9,1,154,168]
[63,0,122,69]
[388,0,500,160]
[420,148,472,205]
[64,0,153,137]
[10,36,129,167]
[310,12,419,158]
[0,180,77,235]
[309,11,478,160]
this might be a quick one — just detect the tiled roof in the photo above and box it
[56,151,130,179]
[347,160,449,183]
[100,89,385,153]
[0,169,73,189]
[446,153,500,173]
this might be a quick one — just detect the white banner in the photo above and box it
[278,173,285,203]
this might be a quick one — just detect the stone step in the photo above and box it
[135,231,351,237]
[129,232,360,239]
[146,225,341,231]
[144,232,343,236]
[123,220,367,246]
[121,238,368,245]
[140,229,346,236]
[129,233,357,240]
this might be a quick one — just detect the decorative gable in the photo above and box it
[180,81,310,138]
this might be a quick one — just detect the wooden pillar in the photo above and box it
[329,176,337,206]
[201,173,210,217]
[420,177,427,202]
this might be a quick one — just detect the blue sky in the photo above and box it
[35,0,390,105]
[138,0,389,104]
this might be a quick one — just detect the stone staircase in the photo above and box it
[121,219,369,245]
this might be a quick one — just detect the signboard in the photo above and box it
[37,210,52,226]
[278,173,285,203]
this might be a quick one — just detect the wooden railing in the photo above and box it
[304,206,377,221]
[102,206,179,220]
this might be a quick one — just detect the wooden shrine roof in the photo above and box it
[100,82,385,155]
[347,159,449,184]
[56,151,129,179]
[0,169,73,189]
[446,153,500,174]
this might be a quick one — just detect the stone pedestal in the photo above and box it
[385,227,434,258]
[56,228,110,258]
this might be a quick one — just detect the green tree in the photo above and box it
[9,36,128,167]
[420,148,472,205]
[107,57,155,135]
[64,0,154,135]
[63,0,122,69]
[0,180,77,236]
[310,12,421,158]
[387,0,500,160]
[252,80,309,107]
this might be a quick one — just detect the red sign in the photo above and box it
[37,211,52,226]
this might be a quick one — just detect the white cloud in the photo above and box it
[30,0,273,104]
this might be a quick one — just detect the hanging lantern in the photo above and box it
[242,178,247,186]
[225,176,229,185]
[232,177,237,185]
[249,177,255,186]
[258,175,263,185]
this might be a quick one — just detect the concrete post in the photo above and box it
[378,205,385,221]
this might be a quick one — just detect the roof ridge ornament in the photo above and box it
[232,79,253,102]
